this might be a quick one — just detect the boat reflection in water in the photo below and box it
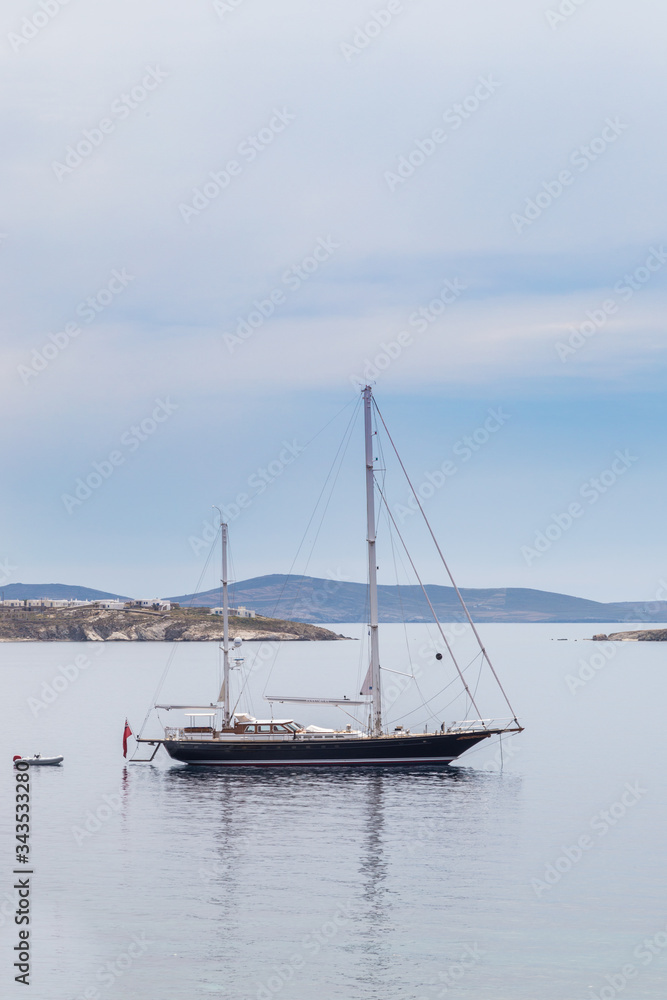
[158,763,521,996]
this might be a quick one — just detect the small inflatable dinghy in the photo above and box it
[13,754,63,766]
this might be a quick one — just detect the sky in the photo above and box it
[1,0,666,603]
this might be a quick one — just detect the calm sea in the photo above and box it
[2,623,667,1000]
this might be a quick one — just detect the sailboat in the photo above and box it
[134,386,522,766]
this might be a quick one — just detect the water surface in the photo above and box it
[2,623,666,999]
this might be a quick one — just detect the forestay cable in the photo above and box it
[373,400,519,723]
[373,479,483,720]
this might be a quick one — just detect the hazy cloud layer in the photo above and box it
[2,0,666,600]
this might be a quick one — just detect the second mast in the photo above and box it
[363,386,382,736]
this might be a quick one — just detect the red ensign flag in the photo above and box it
[122,719,133,758]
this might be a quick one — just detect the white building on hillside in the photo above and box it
[0,598,95,608]
[210,605,256,618]
[128,599,171,611]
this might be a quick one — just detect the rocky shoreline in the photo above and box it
[592,629,667,641]
[0,607,345,642]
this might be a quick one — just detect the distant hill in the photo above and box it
[169,574,667,624]
[10,577,667,623]
[1,583,130,601]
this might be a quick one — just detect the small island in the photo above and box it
[592,629,667,642]
[0,605,344,642]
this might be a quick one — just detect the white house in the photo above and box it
[128,599,171,611]
[98,600,126,610]
[0,598,93,608]
[210,605,256,618]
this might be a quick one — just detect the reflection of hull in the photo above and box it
[162,731,494,766]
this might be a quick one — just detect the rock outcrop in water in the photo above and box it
[592,629,667,641]
[0,607,345,642]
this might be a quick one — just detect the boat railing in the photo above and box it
[162,727,363,742]
[166,727,216,740]
[445,718,521,734]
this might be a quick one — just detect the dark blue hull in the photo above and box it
[161,730,495,766]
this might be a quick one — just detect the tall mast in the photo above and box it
[364,386,382,736]
[214,510,231,727]
[222,522,230,726]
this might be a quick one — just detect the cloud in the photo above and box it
[2,0,667,596]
